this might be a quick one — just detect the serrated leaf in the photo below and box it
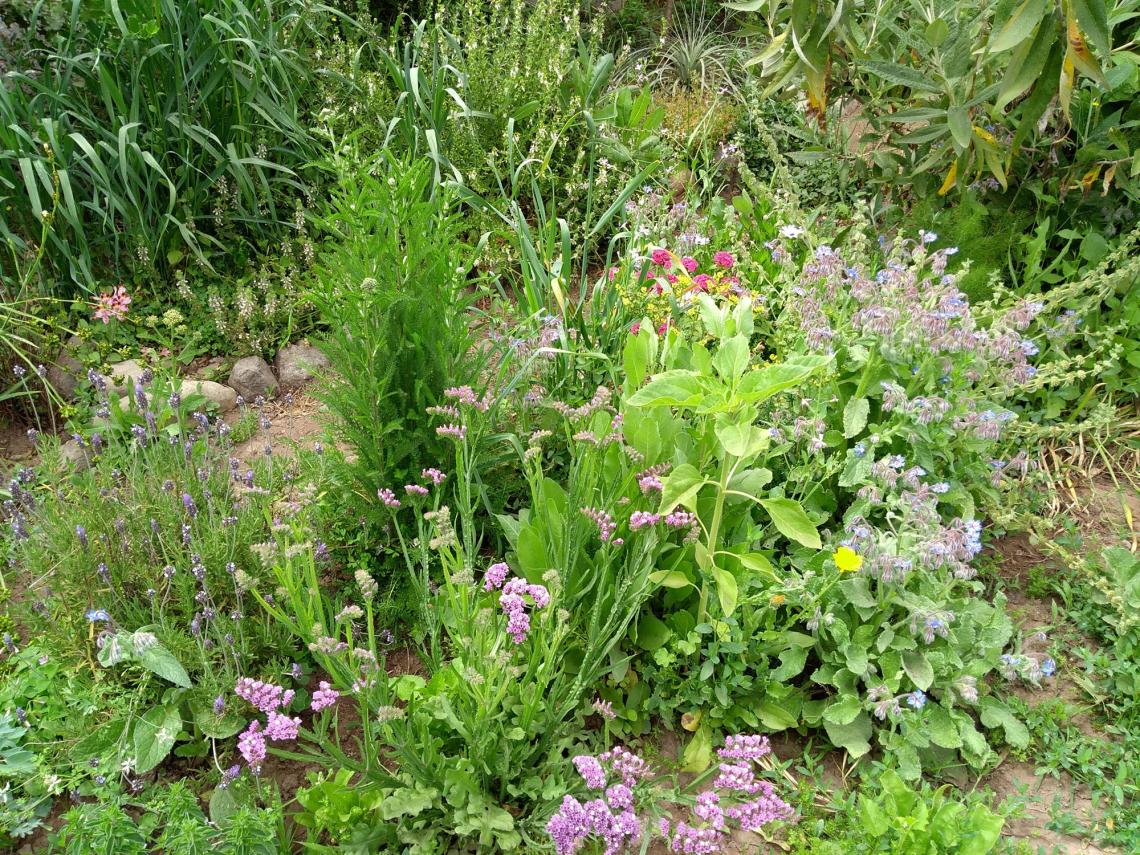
[926,704,964,749]
[133,704,182,774]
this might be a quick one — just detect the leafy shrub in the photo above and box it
[309,157,483,539]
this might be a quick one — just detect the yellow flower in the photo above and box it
[769,594,786,606]
[833,546,863,573]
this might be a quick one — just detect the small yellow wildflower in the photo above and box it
[834,546,863,573]
[769,594,786,606]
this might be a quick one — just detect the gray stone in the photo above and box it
[59,438,92,471]
[227,356,277,401]
[180,379,238,413]
[105,359,146,395]
[45,335,85,400]
[274,343,330,390]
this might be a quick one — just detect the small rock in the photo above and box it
[60,438,92,472]
[180,379,237,413]
[228,356,277,401]
[46,353,84,400]
[275,343,330,390]
[105,359,146,395]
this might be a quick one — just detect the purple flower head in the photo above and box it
[265,710,301,741]
[311,681,340,712]
[376,488,401,508]
[238,721,267,772]
[484,562,510,591]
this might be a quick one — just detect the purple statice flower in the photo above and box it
[601,746,652,788]
[724,785,794,831]
[547,795,591,855]
[311,681,339,712]
[528,584,551,608]
[234,678,295,714]
[636,462,669,493]
[404,484,429,496]
[421,467,446,485]
[436,423,467,440]
[500,586,532,644]
[581,507,617,542]
[574,755,607,790]
[376,488,401,508]
[593,697,616,720]
[265,710,301,741]
[717,734,772,761]
[238,721,267,773]
[628,511,660,531]
[484,562,510,591]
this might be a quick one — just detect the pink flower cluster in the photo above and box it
[484,567,549,643]
[92,286,131,323]
[637,463,670,494]
[660,734,792,853]
[550,747,653,855]
[628,511,660,531]
[581,506,617,542]
[234,677,303,775]
[421,467,446,485]
[377,488,401,508]
[235,678,295,714]
[311,681,340,712]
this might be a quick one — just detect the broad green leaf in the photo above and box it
[658,464,705,513]
[948,107,972,152]
[712,335,750,382]
[771,647,808,681]
[714,417,766,458]
[1072,0,1110,57]
[728,467,773,498]
[842,396,869,438]
[840,577,877,608]
[990,0,1048,52]
[902,650,934,691]
[759,498,821,548]
[635,613,673,650]
[133,704,182,774]
[710,564,739,616]
[997,20,1057,109]
[738,355,830,404]
[824,710,873,757]
[822,694,862,726]
[682,725,713,772]
[755,698,799,730]
[516,525,547,576]
[843,643,869,676]
[194,707,245,740]
[136,639,191,687]
[960,805,1005,854]
[926,705,964,749]
[209,786,238,826]
[739,552,774,574]
[622,327,650,389]
[979,698,1029,748]
[628,370,704,408]
[648,569,692,589]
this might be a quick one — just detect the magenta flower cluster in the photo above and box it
[581,506,617,542]
[483,564,550,643]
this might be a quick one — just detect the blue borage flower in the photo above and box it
[85,608,111,623]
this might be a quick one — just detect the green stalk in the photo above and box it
[698,451,735,623]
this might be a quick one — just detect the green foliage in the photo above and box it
[0,0,332,296]
[309,156,483,538]
[855,770,1005,853]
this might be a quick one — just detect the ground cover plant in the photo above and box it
[1,0,1139,852]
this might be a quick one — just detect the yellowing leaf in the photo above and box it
[938,160,958,196]
[834,546,864,573]
[1080,164,1101,191]
[972,125,998,146]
